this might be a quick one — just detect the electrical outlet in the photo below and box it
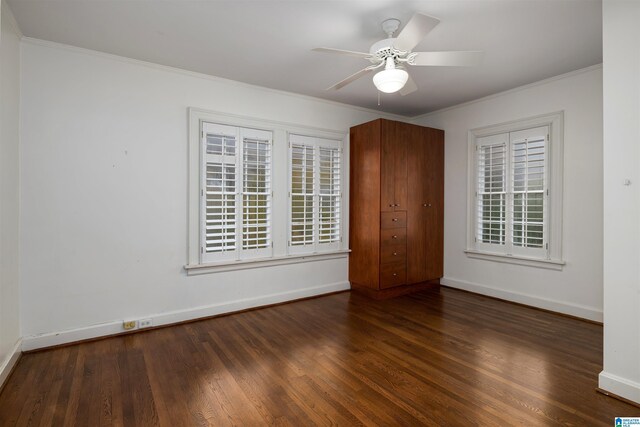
[123,320,137,330]
[139,318,153,329]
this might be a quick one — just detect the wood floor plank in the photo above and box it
[348,297,613,425]
[1,287,638,426]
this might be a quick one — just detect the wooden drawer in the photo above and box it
[380,228,407,246]
[381,211,407,229]
[380,261,407,289]
[380,244,406,264]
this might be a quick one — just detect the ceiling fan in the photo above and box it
[313,13,483,95]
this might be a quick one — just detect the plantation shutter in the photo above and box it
[242,129,272,258]
[475,134,507,250]
[318,146,341,248]
[202,123,239,261]
[289,134,342,254]
[509,126,548,258]
[201,122,273,263]
[474,126,549,258]
[289,137,316,252]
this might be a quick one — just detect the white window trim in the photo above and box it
[186,107,348,274]
[466,111,565,269]
[184,250,350,276]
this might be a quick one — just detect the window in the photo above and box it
[289,134,342,254]
[467,112,564,268]
[475,127,548,258]
[186,108,348,274]
[201,122,272,263]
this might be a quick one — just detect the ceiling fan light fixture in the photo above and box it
[373,57,408,93]
[373,68,409,93]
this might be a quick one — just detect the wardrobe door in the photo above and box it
[423,129,445,280]
[380,125,395,213]
[393,124,408,212]
[380,120,408,212]
[349,120,382,289]
[406,126,429,284]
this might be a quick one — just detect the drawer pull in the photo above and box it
[392,273,397,276]
[392,235,398,239]
[389,204,393,207]
[392,218,398,222]
[393,252,397,256]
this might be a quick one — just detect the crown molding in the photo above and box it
[18,36,601,123]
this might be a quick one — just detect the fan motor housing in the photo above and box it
[369,38,407,65]
[369,38,396,55]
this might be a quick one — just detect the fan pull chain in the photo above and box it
[378,91,381,106]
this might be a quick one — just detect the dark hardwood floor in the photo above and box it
[0,287,637,426]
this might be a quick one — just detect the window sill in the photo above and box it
[464,250,565,271]
[184,249,350,276]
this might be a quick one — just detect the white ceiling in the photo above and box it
[7,0,602,117]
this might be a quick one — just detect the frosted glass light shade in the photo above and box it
[373,68,409,93]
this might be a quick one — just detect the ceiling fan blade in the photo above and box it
[399,74,418,96]
[312,47,372,59]
[411,51,483,67]
[326,67,373,91]
[393,13,440,52]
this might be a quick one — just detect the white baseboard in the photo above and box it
[599,371,640,405]
[441,277,603,322]
[22,281,350,351]
[0,339,22,389]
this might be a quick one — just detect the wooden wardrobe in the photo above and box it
[349,119,444,298]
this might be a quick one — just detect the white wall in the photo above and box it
[413,65,604,321]
[599,0,640,405]
[0,0,21,382]
[18,39,397,349]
